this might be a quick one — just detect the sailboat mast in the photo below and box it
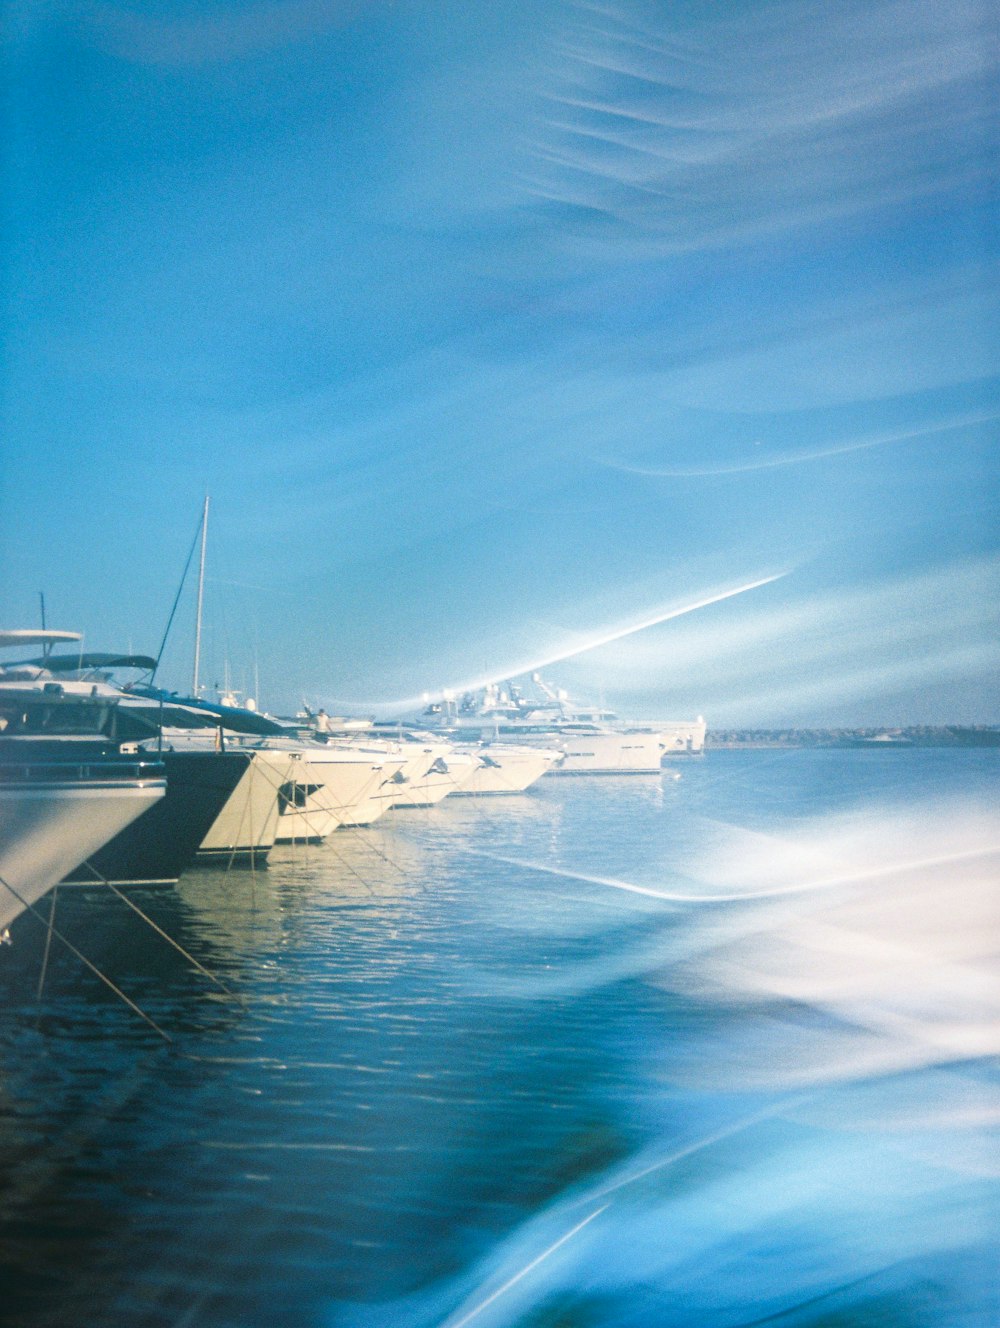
[192,495,210,696]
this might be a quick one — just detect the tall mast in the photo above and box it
[192,495,209,697]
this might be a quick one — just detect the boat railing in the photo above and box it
[0,758,166,785]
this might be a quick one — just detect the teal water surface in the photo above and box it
[1,750,997,1328]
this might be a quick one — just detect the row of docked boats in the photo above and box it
[1,629,706,942]
[0,631,565,937]
[415,674,706,770]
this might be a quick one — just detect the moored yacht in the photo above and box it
[0,631,166,932]
[271,744,404,841]
[130,730,308,866]
[449,742,563,794]
[64,748,253,885]
[192,745,301,865]
[6,648,303,883]
[363,731,480,809]
[422,675,704,774]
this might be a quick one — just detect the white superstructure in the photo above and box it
[420,675,704,774]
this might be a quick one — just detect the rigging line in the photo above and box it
[202,749,299,868]
[260,751,409,874]
[75,861,240,998]
[272,796,416,898]
[0,873,173,1042]
[36,884,58,1000]
[218,748,264,897]
[271,763,342,846]
[336,762,424,871]
[151,507,205,684]
[334,813,408,875]
[207,742,410,875]
[315,837,388,898]
[216,749,270,876]
[266,777,402,895]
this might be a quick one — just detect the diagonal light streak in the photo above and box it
[351,571,788,712]
[440,1096,812,1327]
[442,1204,609,1328]
[474,843,1000,904]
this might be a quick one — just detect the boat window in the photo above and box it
[278,781,322,810]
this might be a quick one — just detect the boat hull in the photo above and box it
[334,754,409,825]
[475,727,665,774]
[197,749,297,865]
[274,750,392,842]
[388,747,479,807]
[0,777,164,933]
[451,745,560,794]
[658,718,707,755]
[546,730,665,774]
[63,750,250,885]
[434,712,705,774]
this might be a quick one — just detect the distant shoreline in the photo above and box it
[705,726,1000,749]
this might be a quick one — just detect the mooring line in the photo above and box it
[36,884,59,1000]
[75,861,240,998]
[0,872,172,1042]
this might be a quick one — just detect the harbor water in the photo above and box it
[1,750,997,1328]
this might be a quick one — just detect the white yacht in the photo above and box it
[143,731,316,863]
[195,746,302,863]
[362,732,481,809]
[0,631,166,932]
[7,646,316,877]
[271,744,406,841]
[449,742,563,794]
[423,675,705,774]
[0,747,165,933]
[181,735,410,843]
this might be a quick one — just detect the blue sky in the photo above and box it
[2,0,997,724]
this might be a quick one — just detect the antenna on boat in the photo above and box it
[37,592,51,660]
[192,495,210,697]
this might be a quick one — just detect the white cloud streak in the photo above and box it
[601,409,1000,477]
[526,0,999,252]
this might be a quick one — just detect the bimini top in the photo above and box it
[15,652,157,673]
[0,629,83,650]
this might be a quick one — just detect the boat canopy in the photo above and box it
[15,652,158,673]
[126,686,291,736]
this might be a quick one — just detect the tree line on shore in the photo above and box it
[705,726,1000,748]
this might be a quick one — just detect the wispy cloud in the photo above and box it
[525,0,999,252]
[600,408,1000,477]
